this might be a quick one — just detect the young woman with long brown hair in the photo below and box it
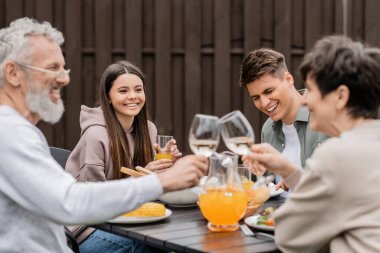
[65,60,181,253]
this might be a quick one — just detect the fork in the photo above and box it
[240,224,275,240]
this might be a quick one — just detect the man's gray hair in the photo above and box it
[0,17,64,85]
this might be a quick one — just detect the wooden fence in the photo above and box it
[1,0,380,153]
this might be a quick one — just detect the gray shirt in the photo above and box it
[0,106,163,253]
[261,106,328,167]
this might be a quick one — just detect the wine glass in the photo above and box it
[188,114,220,157]
[218,110,255,156]
[219,110,268,190]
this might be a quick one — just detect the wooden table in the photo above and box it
[95,197,285,253]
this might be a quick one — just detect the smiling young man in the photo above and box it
[240,48,327,184]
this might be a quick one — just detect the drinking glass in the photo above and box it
[237,164,254,192]
[218,110,255,156]
[156,135,173,160]
[219,110,267,179]
[188,114,220,157]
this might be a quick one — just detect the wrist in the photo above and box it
[280,161,297,178]
[157,173,174,193]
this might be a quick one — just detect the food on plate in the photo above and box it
[122,202,165,217]
[256,207,276,226]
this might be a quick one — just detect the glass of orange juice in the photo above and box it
[198,153,247,232]
[156,135,173,160]
[238,164,254,193]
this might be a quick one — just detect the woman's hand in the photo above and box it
[145,159,173,174]
[155,139,182,162]
[275,180,289,191]
[242,143,297,178]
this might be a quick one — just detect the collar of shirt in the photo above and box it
[272,106,310,131]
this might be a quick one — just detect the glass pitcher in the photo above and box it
[198,152,248,232]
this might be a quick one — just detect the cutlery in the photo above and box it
[240,224,275,240]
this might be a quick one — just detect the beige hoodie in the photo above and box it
[66,105,157,182]
[65,105,157,242]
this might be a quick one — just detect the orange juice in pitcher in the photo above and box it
[199,185,247,229]
[198,152,247,232]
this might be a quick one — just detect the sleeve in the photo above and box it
[260,119,272,143]
[283,168,303,189]
[0,123,163,225]
[66,126,108,182]
[148,121,158,145]
[274,146,340,253]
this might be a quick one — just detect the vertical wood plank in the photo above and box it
[83,0,94,48]
[172,0,185,150]
[292,0,304,48]
[352,0,364,39]
[231,0,243,111]
[184,0,201,153]
[143,0,155,119]
[53,0,65,33]
[24,0,35,19]
[155,0,172,134]
[5,0,22,24]
[291,0,304,87]
[82,0,96,105]
[334,0,344,35]
[202,0,214,47]
[214,0,231,117]
[0,0,7,28]
[126,0,142,67]
[143,0,154,48]
[322,0,334,35]
[261,0,273,48]
[64,0,82,149]
[274,0,291,65]
[0,0,5,27]
[305,0,323,51]
[201,0,214,116]
[94,0,112,102]
[243,0,262,142]
[113,0,124,49]
[365,0,380,46]
[36,0,52,22]
[243,0,261,52]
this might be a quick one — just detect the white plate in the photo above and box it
[244,215,275,232]
[159,188,199,206]
[108,208,172,224]
[268,183,284,197]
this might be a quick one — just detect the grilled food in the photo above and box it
[122,202,165,217]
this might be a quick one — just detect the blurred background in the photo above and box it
[1,0,380,154]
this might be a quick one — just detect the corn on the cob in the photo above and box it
[122,202,165,217]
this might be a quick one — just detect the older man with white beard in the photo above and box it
[0,17,208,253]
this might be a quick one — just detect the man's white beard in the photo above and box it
[25,86,64,124]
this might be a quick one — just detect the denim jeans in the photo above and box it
[79,229,153,253]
